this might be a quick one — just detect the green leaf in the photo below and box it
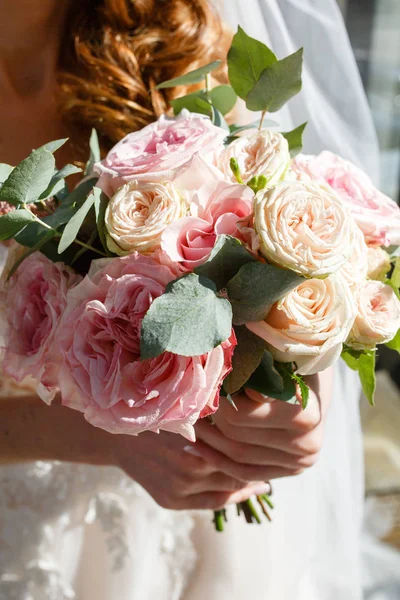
[342,348,376,406]
[227,262,303,325]
[6,230,56,280]
[290,371,309,409]
[195,235,256,291]
[246,352,297,402]
[93,187,111,254]
[209,85,237,116]
[386,329,400,354]
[246,49,304,113]
[39,139,68,154]
[85,129,101,175]
[58,191,96,254]
[224,326,267,395]
[0,148,55,206]
[140,273,232,359]
[391,257,400,290]
[0,164,13,184]
[228,120,278,135]
[155,60,221,89]
[228,26,277,100]
[210,106,230,132]
[39,164,82,201]
[170,91,211,116]
[0,209,36,241]
[281,122,307,158]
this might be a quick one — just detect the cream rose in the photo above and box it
[105,181,187,255]
[254,181,356,278]
[218,130,290,186]
[367,247,391,281]
[247,274,357,375]
[347,280,400,349]
[340,225,369,288]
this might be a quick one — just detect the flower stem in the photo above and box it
[258,110,267,131]
[72,238,107,257]
[213,509,226,532]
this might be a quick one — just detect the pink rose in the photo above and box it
[56,253,235,441]
[94,110,226,197]
[1,252,81,402]
[161,166,254,269]
[293,152,400,246]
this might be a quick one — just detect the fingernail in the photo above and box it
[183,445,202,458]
[249,482,271,495]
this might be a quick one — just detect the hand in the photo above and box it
[114,429,271,511]
[193,368,333,483]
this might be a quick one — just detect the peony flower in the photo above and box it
[254,180,356,278]
[55,253,235,441]
[104,181,187,256]
[247,274,357,375]
[293,152,400,247]
[218,129,290,185]
[340,224,369,289]
[347,280,400,349]
[367,246,391,281]
[1,252,81,402]
[94,110,226,197]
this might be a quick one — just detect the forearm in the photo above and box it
[0,395,116,466]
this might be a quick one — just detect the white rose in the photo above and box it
[254,181,356,278]
[340,225,369,288]
[367,246,391,281]
[347,280,400,349]
[218,130,290,186]
[105,181,187,255]
[247,274,357,375]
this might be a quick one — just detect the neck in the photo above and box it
[0,0,71,97]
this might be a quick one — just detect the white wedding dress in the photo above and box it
[0,1,381,599]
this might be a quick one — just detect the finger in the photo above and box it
[189,439,304,483]
[196,420,313,468]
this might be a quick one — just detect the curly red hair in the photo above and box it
[58,0,230,153]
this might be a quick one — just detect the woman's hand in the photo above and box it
[192,368,333,484]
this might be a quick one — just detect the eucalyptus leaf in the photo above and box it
[0,164,13,184]
[246,352,297,402]
[0,148,55,206]
[195,235,255,290]
[211,106,230,132]
[246,48,303,113]
[39,139,68,154]
[228,26,277,100]
[170,91,210,116]
[155,60,221,89]
[39,164,82,200]
[85,129,101,176]
[209,85,237,116]
[0,209,36,241]
[223,326,267,395]
[282,122,307,157]
[227,262,303,325]
[93,187,111,255]
[58,191,96,254]
[140,273,232,359]
[386,329,400,354]
[341,348,376,406]
[6,230,56,280]
[229,120,278,135]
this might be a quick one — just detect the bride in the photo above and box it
[0,1,379,599]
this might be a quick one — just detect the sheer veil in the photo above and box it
[220,0,380,182]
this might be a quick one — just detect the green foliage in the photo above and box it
[228,26,277,100]
[246,352,297,402]
[39,139,68,154]
[140,274,232,359]
[0,164,13,185]
[223,326,267,395]
[170,91,211,116]
[281,122,308,157]
[227,262,303,324]
[386,329,400,354]
[39,164,82,201]
[195,235,256,291]
[0,148,55,206]
[247,175,267,193]
[210,106,230,132]
[85,129,101,176]
[155,60,221,89]
[0,209,35,241]
[209,85,237,116]
[58,192,95,254]
[342,348,376,406]
[246,49,303,112]
[289,371,309,409]
[93,187,111,255]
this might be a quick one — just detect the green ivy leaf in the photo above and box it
[342,348,376,406]
[246,49,303,113]
[39,164,82,201]
[155,60,221,89]
[282,122,308,158]
[195,235,256,291]
[140,273,232,359]
[0,148,55,206]
[85,129,101,176]
[93,187,111,255]
[228,26,277,100]
[209,85,237,116]
[246,352,297,402]
[0,209,36,241]
[6,230,56,280]
[386,329,400,354]
[58,191,96,254]
[224,326,267,395]
[227,262,303,325]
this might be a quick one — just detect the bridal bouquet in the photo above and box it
[1,28,399,530]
